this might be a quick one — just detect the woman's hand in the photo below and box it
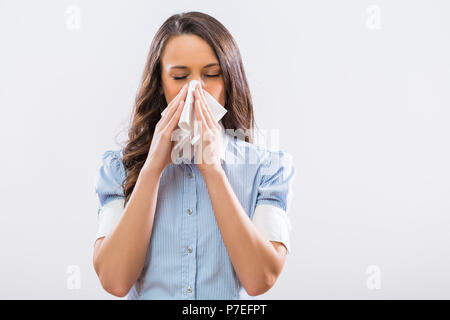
[142,83,188,174]
[193,83,224,175]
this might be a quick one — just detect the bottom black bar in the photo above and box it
[0,300,447,318]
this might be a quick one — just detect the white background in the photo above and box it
[0,0,449,299]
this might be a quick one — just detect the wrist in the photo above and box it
[141,165,163,179]
[199,164,225,179]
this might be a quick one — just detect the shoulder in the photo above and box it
[95,148,126,199]
[100,148,125,176]
[101,148,124,163]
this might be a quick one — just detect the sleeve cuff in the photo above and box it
[252,203,293,254]
[95,198,125,243]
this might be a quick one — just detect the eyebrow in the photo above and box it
[169,63,219,70]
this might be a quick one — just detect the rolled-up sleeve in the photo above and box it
[94,149,126,243]
[252,151,296,254]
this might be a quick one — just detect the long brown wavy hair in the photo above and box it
[121,11,255,206]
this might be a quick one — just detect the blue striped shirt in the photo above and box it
[94,127,296,299]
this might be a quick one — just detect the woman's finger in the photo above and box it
[202,90,221,130]
[159,83,188,128]
[199,86,221,129]
[194,97,209,134]
[163,99,184,133]
[195,88,216,130]
[169,83,188,107]
[195,86,216,128]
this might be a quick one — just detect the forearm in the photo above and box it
[94,168,162,295]
[202,168,281,296]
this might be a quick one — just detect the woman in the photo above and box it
[93,11,295,300]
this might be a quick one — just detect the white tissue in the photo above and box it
[160,80,227,163]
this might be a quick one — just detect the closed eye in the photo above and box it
[173,74,220,80]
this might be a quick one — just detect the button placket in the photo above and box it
[181,165,197,299]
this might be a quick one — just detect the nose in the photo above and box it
[190,78,204,91]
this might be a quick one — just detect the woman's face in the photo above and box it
[160,34,226,107]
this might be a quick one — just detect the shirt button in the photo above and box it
[188,172,194,179]
[187,208,193,215]
[186,286,192,294]
[187,246,193,253]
